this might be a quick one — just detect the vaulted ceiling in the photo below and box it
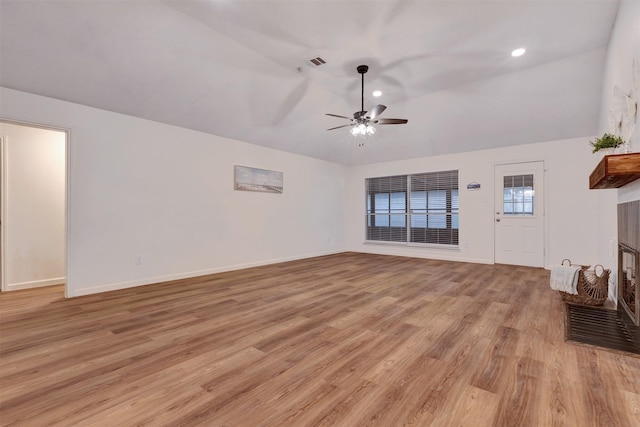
[0,1,620,165]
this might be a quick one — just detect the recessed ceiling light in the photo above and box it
[372,90,382,97]
[511,47,526,57]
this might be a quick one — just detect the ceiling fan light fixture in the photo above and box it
[372,90,382,97]
[350,123,376,136]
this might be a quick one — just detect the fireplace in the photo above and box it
[561,200,639,354]
[618,201,640,331]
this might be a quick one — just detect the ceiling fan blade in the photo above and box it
[326,113,352,120]
[376,118,408,125]
[367,104,387,119]
[327,124,354,131]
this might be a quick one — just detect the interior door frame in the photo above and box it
[493,160,548,268]
[0,118,70,297]
[1,134,5,293]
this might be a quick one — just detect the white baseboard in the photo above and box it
[68,249,346,297]
[6,277,65,291]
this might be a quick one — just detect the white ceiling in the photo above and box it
[0,0,620,165]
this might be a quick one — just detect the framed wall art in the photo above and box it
[234,165,283,194]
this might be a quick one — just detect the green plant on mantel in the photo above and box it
[589,133,625,153]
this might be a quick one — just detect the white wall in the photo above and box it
[2,0,636,298]
[1,122,66,290]
[0,87,614,297]
[597,0,640,301]
[344,137,612,271]
[600,0,640,205]
[0,87,346,297]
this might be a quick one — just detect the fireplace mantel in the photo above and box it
[589,153,640,189]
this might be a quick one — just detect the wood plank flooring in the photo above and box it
[1,252,639,426]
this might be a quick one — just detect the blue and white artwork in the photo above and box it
[234,165,283,194]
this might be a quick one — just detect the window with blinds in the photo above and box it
[366,170,459,246]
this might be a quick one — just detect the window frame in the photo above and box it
[502,174,534,216]
[365,170,459,247]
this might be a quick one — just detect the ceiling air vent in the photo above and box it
[309,57,326,66]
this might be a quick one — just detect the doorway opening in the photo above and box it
[1,120,68,296]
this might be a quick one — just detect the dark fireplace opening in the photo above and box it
[618,243,638,326]
[617,200,640,347]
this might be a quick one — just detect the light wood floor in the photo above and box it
[1,252,639,426]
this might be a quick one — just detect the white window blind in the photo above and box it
[366,170,459,245]
[366,175,407,242]
[409,170,459,245]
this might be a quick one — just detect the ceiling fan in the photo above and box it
[326,64,408,136]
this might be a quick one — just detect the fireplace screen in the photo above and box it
[619,243,639,326]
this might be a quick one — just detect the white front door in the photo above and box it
[494,161,544,267]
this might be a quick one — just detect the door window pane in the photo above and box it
[503,174,534,215]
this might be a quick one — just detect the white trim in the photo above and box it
[7,277,65,291]
[363,240,460,250]
[407,242,459,250]
[0,135,6,292]
[68,249,345,297]
[354,246,492,265]
[363,240,407,247]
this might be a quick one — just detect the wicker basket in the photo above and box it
[559,259,609,306]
